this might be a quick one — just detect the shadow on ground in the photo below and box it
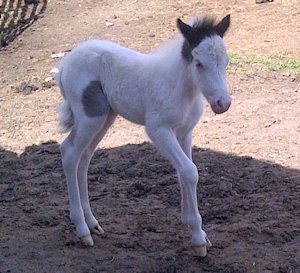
[0,0,47,47]
[0,141,299,273]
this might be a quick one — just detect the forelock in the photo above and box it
[192,16,217,38]
[181,16,221,62]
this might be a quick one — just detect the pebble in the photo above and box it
[50,68,59,74]
[51,172,62,178]
[43,77,55,88]
[51,52,65,58]
[44,77,53,82]
[105,22,114,27]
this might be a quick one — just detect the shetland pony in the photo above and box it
[57,14,231,256]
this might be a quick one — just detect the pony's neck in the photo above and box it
[156,38,196,96]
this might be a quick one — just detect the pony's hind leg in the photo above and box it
[77,109,117,238]
[61,114,109,246]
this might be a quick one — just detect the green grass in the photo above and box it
[228,52,241,65]
[228,51,300,75]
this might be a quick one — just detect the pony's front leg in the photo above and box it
[146,125,210,256]
[177,132,212,256]
[176,132,192,228]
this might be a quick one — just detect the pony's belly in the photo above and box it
[109,100,145,125]
[118,108,145,125]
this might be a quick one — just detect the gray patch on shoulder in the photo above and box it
[82,81,110,117]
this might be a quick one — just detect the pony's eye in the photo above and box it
[196,61,204,69]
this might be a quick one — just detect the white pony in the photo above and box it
[57,14,231,257]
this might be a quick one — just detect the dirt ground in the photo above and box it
[0,0,299,273]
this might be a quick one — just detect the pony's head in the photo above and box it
[177,15,231,114]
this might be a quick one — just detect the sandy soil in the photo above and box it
[0,0,299,272]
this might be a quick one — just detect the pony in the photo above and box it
[57,14,231,257]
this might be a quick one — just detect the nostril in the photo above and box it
[216,99,223,108]
[210,97,231,114]
[215,98,231,111]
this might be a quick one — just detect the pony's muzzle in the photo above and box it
[210,96,231,114]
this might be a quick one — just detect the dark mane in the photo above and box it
[180,16,224,62]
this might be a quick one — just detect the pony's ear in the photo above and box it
[215,14,231,37]
[177,18,194,44]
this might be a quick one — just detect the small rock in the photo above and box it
[105,22,114,27]
[243,205,250,211]
[51,52,66,58]
[50,67,59,74]
[44,77,53,82]
[51,172,62,178]
[43,77,55,88]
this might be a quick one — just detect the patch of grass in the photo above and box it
[228,52,241,65]
[273,59,300,71]
[228,51,300,74]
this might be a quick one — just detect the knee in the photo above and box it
[178,162,198,184]
[60,139,76,170]
[60,129,76,156]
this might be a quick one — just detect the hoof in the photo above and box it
[91,224,104,235]
[193,236,212,257]
[193,245,207,257]
[80,234,94,246]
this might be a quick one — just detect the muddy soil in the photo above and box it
[0,1,299,273]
